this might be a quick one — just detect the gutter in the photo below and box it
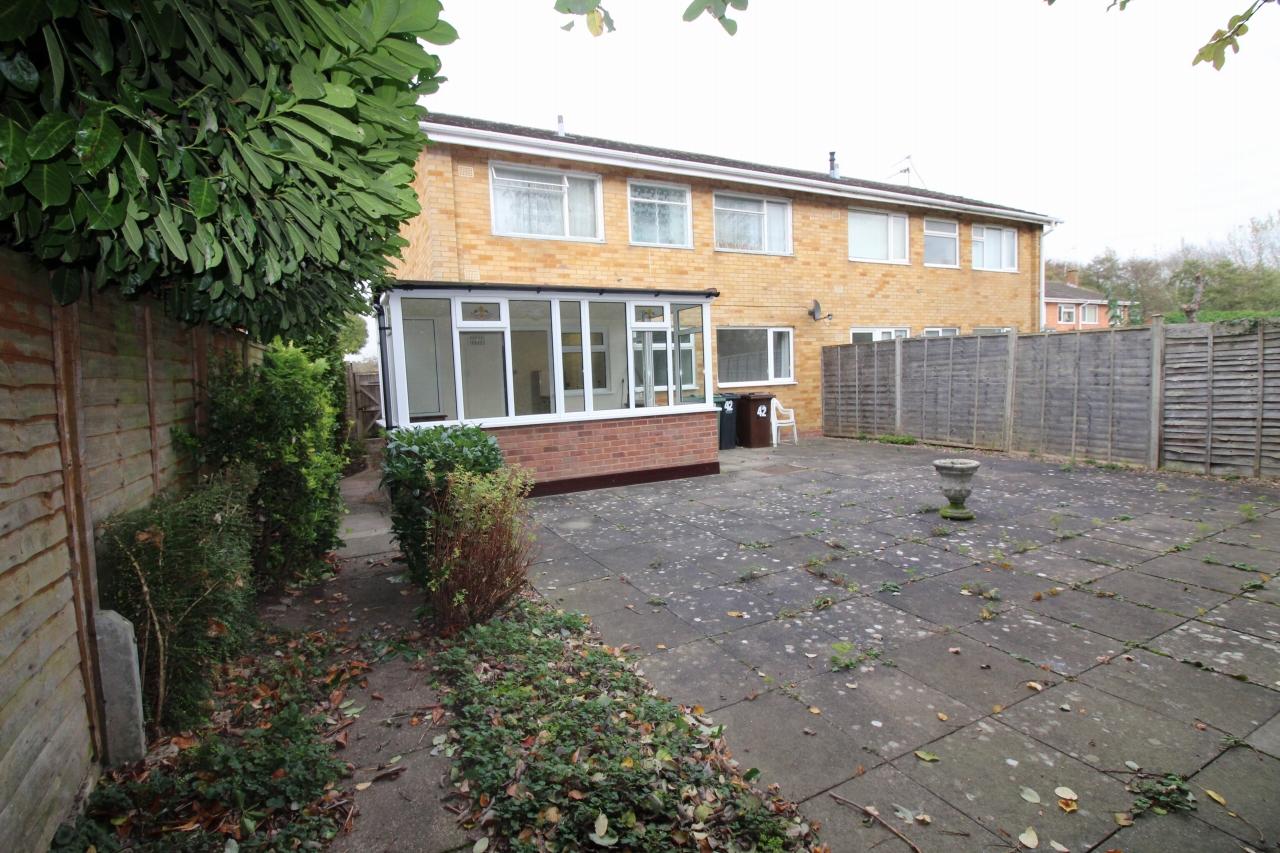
[391,280,720,299]
[374,297,395,430]
[422,122,1065,228]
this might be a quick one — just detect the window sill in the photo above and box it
[713,247,794,258]
[630,241,695,250]
[492,232,606,244]
[387,404,719,432]
[849,257,910,266]
[717,379,799,389]
[973,267,1020,274]
[923,263,962,270]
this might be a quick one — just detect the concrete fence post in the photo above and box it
[894,337,903,435]
[94,611,146,766]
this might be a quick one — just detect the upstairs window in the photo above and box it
[923,219,959,267]
[491,164,601,240]
[848,210,908,263]
[973,225,1018,271]
[714,194,791,255]
[629,181,692,247]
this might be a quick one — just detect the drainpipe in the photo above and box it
[374,298,394,430]
[1039,222,1058,331]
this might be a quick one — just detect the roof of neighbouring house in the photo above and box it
[1045,281,1119,303]
[420,113,1060,226]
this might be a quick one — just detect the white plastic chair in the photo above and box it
[771,398,797,447]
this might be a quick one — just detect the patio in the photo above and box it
[529,438,1280,853]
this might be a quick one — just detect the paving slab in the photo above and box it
[1002,545,1122,584]
[587,532,737,575]
[710,689,868,802]
[1089,568,1234,617]
[1188,748,1280,846]
[665,583,773,634]
[1199,596,1280,642]
[962,609,1121,676]
[713,617,836,684]
[802,595,941,650]
[1245,710,1280,758]
[1080,649,1280,736]
[1088,520,1196,553]
[1180,539,1280,572]
[876,541,976,577]
[542,575,652,616]
[895,718,1131,853]
[1102,813,1252,853]
[1022,586,1187,642]
[733,568,853,612]
[1133,553,1265,594]
[589,604,705,654]
[528,553,613,589]
[1148,621,1280,689]
[795,668,981,761]
[800,764,1005,853]
[636,639,758,711]
[1046,536,1159,569]
[891,632,1061,716]
[874,575,1008,628]
[999,681,1223,776]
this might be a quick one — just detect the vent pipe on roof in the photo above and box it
[557,115,565,137]
[828,151,839,179]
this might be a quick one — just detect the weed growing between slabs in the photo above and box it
[50,632,362,853]
[436,601,826,853]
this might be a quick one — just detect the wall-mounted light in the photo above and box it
[808,299,833,322]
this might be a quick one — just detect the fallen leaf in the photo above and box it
[1125,760,1141,772]
[656,644,667,650]
[803,728,816,736]
[1019,827,1039,848]
[1205,789,1226,806]
[545,806,561,824]
[949,647,962,654]
[915,813,931,824]
[356,782,372,791]
[1194,723,1207,730]
[937,712,948,721]
[994,705,1003,713]
[809,707,822,714]
[804,653,818,658]
[271,768,287,780]
[1058,799,1078,813]
[864,805,880,817]
[892,804,914,824]
[1114,813,1134,826]
[372,693,384,701]
[568,791,586,800]
[845,682,859,689]
[1055,787,1078,801]
[474,839,489,853]
[915,750,940,762]
[727,611,745,617]
[1027,682,1044,692]
[1021,787,1041,804]
[1050,842,1070,852]
[595,814,609,837]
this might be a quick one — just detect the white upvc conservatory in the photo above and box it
[377,283,719,430]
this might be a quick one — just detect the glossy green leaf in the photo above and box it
[321,82,357,109]
[23,161,73,208]
[43,26,65,105]
[0,51,39,92]
[75,110,124,175]
[0,117,31,188]
[121,215,144,253]
[189,176,218,218]
[154,206,189,262]
[391,0,442,33]
[76,188,127,230]
[415,19,458,45]
[26,112,77,161]
[50,266,82,305]
[287,104,367,143]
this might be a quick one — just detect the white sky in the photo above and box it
[355,0,1279,361]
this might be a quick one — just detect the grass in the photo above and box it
[876,434,918,445]
[828,643,884,671]
[50,631,356,853]
[433,602,820,853]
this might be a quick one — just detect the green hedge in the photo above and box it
[98,466,258,730]
[179,342,343,584]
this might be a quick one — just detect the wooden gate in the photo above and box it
[346,365,382,439]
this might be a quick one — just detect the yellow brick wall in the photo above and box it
[392,144,1042,433]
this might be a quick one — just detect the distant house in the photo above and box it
[379,114,1059,493]
[1043,276,1128,331]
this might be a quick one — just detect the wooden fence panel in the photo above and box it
[1263,325,1280,476]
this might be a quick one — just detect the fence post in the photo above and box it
[894,337,903,435]
[1205,324,1215,475]
[835,347,842,436]
[1003,327,1018,451]
[972,335,982,447]
[1256,323,1266,478]
[1148,317,1164,470]
[1070,332,1082,460]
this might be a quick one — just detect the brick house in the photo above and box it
[377,115,1058,493]
[1043,278,1129,331]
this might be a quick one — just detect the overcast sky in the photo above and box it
[419,0,1279,263]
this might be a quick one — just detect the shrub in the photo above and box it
[876,434,918,445]
[180,344,343,584]
[98,467,257,731]
[381,424,505,573]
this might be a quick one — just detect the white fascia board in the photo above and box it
[422,123,1063,227]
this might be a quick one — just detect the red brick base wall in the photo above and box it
[487,411,720,492]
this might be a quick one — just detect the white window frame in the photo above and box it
[712,192,793,256]
[627,179,693,249]
[715,326,796,388]
[488,161,605,243]
[385,290,715,430]
[561,326,611,395]
[972,224,1019,272]
[972,326,1013,335]
[923,327,960,337]
[922,218,960,269]
[850,327,910,342]
[847,208,909,265]
[1081,304,1099,325]
[1058,304,1076,324]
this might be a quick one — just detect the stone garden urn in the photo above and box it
[933,458,981,520]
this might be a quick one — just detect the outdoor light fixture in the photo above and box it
[808,300,832,322]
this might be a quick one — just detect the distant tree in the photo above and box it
[337,312,369,356]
